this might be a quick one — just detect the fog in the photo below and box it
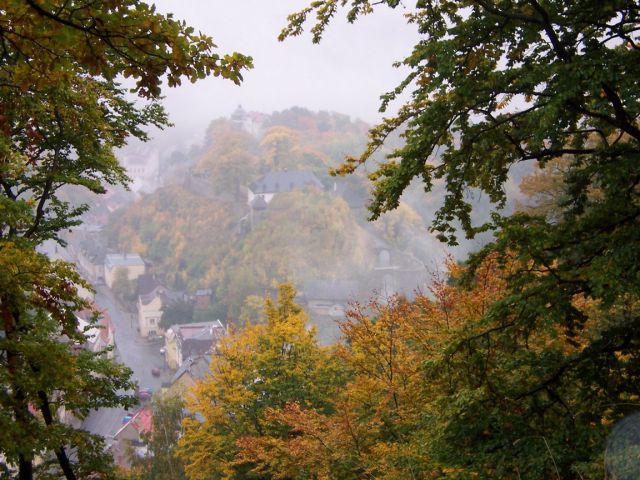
[150,0,419,134]
[40,0,524,459]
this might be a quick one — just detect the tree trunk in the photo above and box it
[38,391,77,480]
[2,302,34,480]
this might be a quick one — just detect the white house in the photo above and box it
[136,274,172,338]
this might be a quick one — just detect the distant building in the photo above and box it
[164,320,226,370]
[75,304,116,358]
[299,279,362,345]
[59,305,115,427]
[231,105,267,137]
[300,279,360,318]
[194,289,213,310]
[104,253,145,289]
[76,234,107,284]
[367,237,429,303]
[118,145,160,194]
[137,274,183,337]
[247,170,324,205]
[137,274,169,338]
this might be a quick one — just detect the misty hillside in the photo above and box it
[105,109,441,327]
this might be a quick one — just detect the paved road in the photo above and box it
[37,238,173,438]
[82,285,172,438]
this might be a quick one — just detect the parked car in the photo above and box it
[151,367,161,377]
[137,388,152,401]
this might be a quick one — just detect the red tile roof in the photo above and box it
[130,407,153,435]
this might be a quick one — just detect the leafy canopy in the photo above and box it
[0,1,251,478]
[179,285,345,480]
[277,2,640,479]
[282,0,640,244]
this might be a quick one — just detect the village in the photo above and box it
[34,136,432,468]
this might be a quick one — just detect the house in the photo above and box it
[167,355,211,396]
[247,170,324,205]
[58,305,115,428]
[300,279,360,318]
[365,236,430,304]
[194,289,213,310]
[230,105,267,137]
[299,279,362,345]
[164,320,226,370]
[117,145,160,194]
[137,274,171,338]
[104,253,145,289]
[75,304,116,358]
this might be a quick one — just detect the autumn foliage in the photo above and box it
[176,250,637,479]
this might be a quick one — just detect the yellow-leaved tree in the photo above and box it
[178,284,345,480]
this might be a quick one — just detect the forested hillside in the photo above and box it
[106,109,437,321]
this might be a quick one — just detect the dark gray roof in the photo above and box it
[137,274,161,296]
[249,170,324,194]
[171,355,211,384]
[138,275,183,305]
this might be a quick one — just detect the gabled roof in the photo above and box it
[105,253,144,269]
[138,275,183,306]
[249,194,268,210]
[249,170,323,195]
[129,407,153,434]
[170,320,226,342]
[137,274,162,296]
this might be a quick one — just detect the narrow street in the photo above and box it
[82,284,171,439]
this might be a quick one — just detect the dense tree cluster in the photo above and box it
[0,1,250,478]
[107,113,432,320]
[162,1,640,479]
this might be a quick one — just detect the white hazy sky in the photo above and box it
[150,0,419,135]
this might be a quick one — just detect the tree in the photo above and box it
[178,284,345,480]
[0,246,138,479]
[160,299,195,330]
[196,120,261,201]
[234,258,626,479]
[282,0,639,241]
[111,267,136,306]
[281,2,640,478]
[129,394,187,480]
[235,294,433,480]
[0,2,251,478]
